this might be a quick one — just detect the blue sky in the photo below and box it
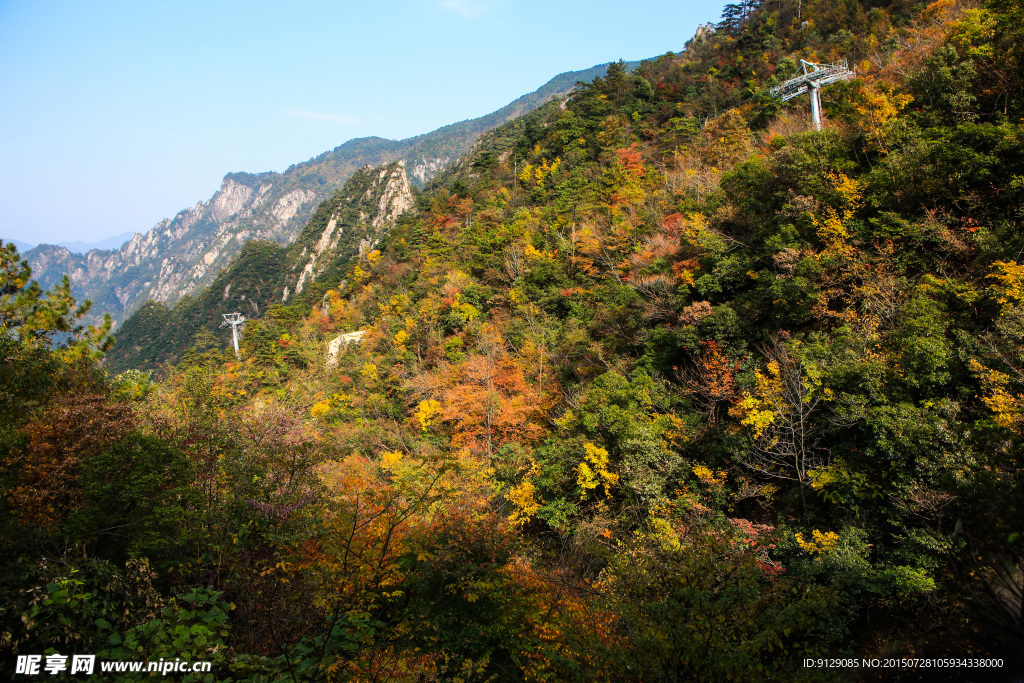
[0,0,720,246]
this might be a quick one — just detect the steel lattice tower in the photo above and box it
[220,312,246,359]
[770,59,856,130]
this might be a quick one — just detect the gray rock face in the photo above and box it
[25,174,321,326]
[692,23,716,43]
[409,156,451,185]
[292,161,413,297]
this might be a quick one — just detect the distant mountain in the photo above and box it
[5,232,135,255]
[4,238,36,254]
[56,232,136,254]
[25,60,641,328]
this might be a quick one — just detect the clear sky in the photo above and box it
[0,0,721,246]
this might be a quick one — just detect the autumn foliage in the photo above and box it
[4,0,1024,678]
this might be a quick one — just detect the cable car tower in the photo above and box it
[770,59,856,130]
[220,312,246,359]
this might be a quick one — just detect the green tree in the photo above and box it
[0,240,113,360]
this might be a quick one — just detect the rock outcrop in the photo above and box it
[289,161,413,297]
[25,174,319,325]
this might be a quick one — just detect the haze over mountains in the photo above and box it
[4,232,136,255]
[21,60,640,328]
[5,239,35,254]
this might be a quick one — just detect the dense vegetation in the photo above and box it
[4,0,1024,679]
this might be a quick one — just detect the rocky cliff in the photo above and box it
[104,160,416,372]
[289,162,414,300]
[25,173,321,326]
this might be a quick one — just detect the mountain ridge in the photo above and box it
[23,60,642,327]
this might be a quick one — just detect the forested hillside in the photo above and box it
[3,0,1024,680]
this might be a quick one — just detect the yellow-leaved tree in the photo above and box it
[730,340,839,517]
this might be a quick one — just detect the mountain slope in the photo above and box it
[114,0,1024,666]
[106,99,565,373]
[24,61,640,328]
[105,161,416,372]
[9,0,1024,676]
